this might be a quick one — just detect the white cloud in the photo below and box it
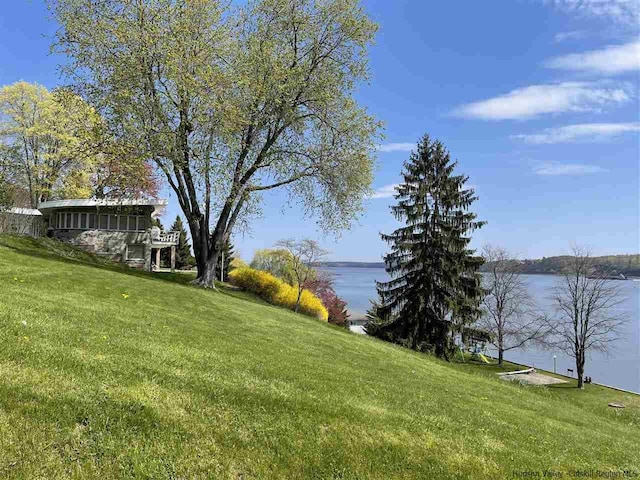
[543,0,640,25]
[545,41,640,75]
[369,183,399,199]
[554,30,586,42]
[534,162,606,176]
[376,143,414,153]
[452,82,630,121]
[514,122,640,144]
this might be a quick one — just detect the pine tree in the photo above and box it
[216,239,235,281]
[167,216,193,270]
[368,135,485,358]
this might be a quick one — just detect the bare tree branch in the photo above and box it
[542,245,627,388]
[476,245,548,365]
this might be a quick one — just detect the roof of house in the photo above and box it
[0,207,43,216]
[38,198,168,217]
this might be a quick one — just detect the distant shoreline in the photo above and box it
[318,259,640,279]
[318,262,385,268]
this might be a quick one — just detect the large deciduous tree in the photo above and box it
[0,82,96,207]
[478,245,547,366]
[51,0,380,288]
[0,81,157,207]
[545,246,626,389]
[366,135,485,358]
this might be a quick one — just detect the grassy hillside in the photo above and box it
[0,235,638,479]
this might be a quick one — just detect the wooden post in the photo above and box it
[220,250,224,282]
[155,248,160,270]
[170,245,176,273]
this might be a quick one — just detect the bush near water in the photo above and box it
[229,267,329,321]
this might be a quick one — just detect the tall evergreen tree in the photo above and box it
[366,135,485,358]
[167,216,194,270]
[216,239,235,281]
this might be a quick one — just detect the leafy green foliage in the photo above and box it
[50,0,382,286]
[0,171,12,209]
[250,249,297,285]
[371,135,485,358]
[0,82,157,208]
[274,238,328,312]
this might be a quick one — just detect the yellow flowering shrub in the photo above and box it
[229,267,328,321]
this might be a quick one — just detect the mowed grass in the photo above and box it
[0,235,638,479]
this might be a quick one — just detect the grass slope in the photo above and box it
[0,235,638,479]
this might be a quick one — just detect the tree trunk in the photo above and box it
[576,353,585,389]
[184,212,218,288]
[185,216,207,276]
[194,248,219,288]
[294,287,302,312]
[498,349,504,366]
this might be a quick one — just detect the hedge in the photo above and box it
[229,267,328,321]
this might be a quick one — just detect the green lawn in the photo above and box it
[0,235,638,479]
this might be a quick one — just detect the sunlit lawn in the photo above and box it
[0,235,638,479]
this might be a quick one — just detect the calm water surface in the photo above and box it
[323,267,640,393]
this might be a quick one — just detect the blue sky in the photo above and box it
[1,0,638,261]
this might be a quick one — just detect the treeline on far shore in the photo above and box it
[319,254,640,277]
[480,254,640,277]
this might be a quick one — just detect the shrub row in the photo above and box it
[228,267,328,321]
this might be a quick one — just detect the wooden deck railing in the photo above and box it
[152,231,179,245]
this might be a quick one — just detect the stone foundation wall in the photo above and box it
[52,229,151,270]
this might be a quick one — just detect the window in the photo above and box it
[126,244,145,260]
[54,211,147,232]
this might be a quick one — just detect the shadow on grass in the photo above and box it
[0,234,275,312]
[0,235,200,288]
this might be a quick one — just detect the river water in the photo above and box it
[323,267,640,393]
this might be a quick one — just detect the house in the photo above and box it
[0,207,44,237]
[25,198,179,272]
